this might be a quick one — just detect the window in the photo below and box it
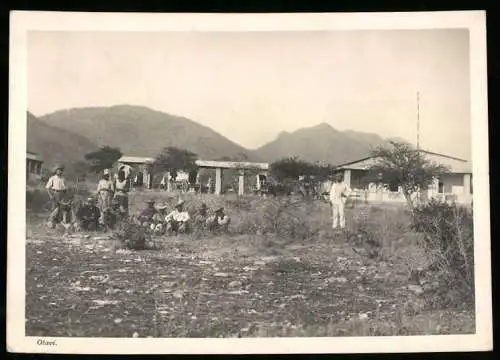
[438,181,444,194]
[388,181,399,192]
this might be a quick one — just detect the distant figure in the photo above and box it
[151,202,169,234]
[75,197,101,231]
[138,200,157,228]
[97,169,115,223]
[206,177,213,194]
[45,164,67,228]
[113,168,130,217]
[206,207,231,233]
[165,199,190,234]
[329,174,351,230]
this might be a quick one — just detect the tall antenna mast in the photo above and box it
[417,91,420,150]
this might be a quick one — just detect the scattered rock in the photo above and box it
[408,284,424,295]
[214,272,229,277]
[228,280,243,289]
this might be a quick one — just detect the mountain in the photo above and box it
[27,112,99,167]
[253,122,390,165]
[38,105,259,162]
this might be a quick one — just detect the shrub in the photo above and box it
[411,199,474,309]
[113,217,150,250]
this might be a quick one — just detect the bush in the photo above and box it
[113,218,150,250]
[411,200,474,309]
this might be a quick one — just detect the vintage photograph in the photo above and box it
[8,11,491,354]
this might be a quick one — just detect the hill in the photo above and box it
[27,112,99,167]
[39,105,259,162]
[253,123,390,165]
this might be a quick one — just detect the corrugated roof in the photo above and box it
[118,156,155,164]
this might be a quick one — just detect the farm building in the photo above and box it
[335,150,473,205]
[117,155,155,189]
[26,151,43,181]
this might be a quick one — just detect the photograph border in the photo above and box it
[8,10,491,354]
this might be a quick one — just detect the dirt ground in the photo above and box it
[25,195,475,338]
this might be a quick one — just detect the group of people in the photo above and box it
[45,164,131,231]
[44,163,231,235]
[136,199,231,235]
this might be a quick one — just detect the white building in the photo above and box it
[26,151,43,181]
[335,150,472,205]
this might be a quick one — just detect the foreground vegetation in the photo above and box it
[26,189,475,337]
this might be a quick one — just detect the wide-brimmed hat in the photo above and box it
[103,169,110,175]
[200,203,207,208]
[215,206,224,213]
[146,199,155,205]
[86,196,95,203]
[175,199,185,208]
[53,164,65,172]
[155,203,168,211]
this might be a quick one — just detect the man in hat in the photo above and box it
[206,206,231,233]
[75,197,101,232]
[96,169,115,223]
[138,199,158,228]
[45,164,67,228]
[194,203,209,228]
[329,173,351,230]
[165,199,191,234]
[151,202,169,234]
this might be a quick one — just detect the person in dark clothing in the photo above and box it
[138,200,157,228]
[75,197,101,231]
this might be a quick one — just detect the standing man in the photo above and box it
[97,169,115,223]
[45,164,67,228]
[329,173,350,230]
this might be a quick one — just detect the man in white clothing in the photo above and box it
[165,199,191,234]
[329,173,350,230]
[45,164,67,228]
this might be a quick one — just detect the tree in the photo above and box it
[270,157,312,182]
[367,140,450,210]
[84,146,122,173]
[154,146,198,181]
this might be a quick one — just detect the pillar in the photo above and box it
[256,174,261,190]
[215,167,222,195]
[343,169,351,188]
[463,173,471,204]
[238,170,245,196]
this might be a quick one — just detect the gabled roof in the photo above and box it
[118,156,155,164]
[336,149,471,174]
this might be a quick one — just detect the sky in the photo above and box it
[28,29,471,160]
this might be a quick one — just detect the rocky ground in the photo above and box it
[25,214,475,338]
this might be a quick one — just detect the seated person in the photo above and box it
[101,206,119,231]
[206,207,231,233]
[151,202,169,234]
[194,203,209,227]
[137,200,157,228]
[75,197,101,231]
[165,199,190,234]
[56,194,76,230]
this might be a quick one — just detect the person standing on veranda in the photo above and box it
[329,173,351,230]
